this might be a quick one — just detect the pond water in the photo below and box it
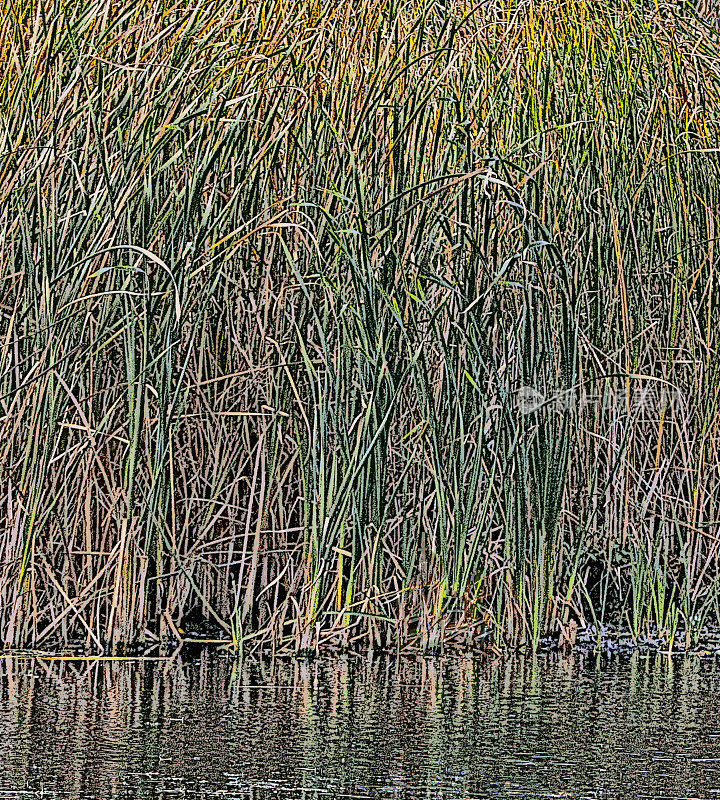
[1,652,720,798]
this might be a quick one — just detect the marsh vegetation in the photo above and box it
[1,0,719,653]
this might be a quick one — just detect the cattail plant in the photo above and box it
[0,0,718,653]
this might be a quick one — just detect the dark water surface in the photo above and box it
[1,652,720,798]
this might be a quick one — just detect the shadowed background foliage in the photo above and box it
[1,0,719,652]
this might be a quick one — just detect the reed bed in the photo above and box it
[1,0,719,653]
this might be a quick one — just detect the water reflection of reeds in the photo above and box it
[0,655,719,797]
